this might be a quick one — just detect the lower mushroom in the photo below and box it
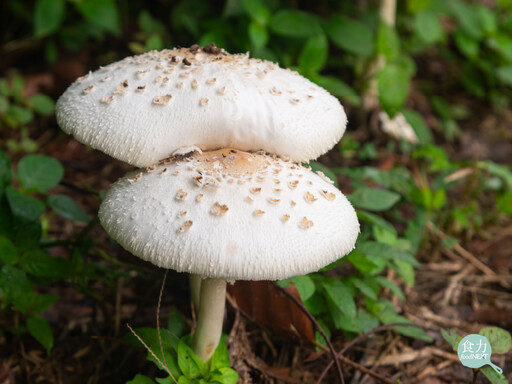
[98,148,359,361]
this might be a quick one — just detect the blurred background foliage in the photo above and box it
[1,0,512,383]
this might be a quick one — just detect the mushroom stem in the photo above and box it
[189,274,202,314]
[191,277,226,361]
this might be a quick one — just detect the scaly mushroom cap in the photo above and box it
[56,44,346,167]
[98,149,359,280]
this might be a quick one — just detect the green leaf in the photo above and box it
[476,5,497,36]
[480,327,511,354]
[392,260,415,287]
[146,350,181,379]
[270,10,321,38]
[28,95,55,115]
[75,0,120,35]
[210,367,239,384]
[454,30,479,59]
[17,154,64,193]
[20,250,69,277]
[378,64,410,116]
[346,250,378,274]
[441,328,462,350]
[123,327,179,352]
[497,192,512,215]
[0,236,18,265]
[407,0,432,13]
[322,279,356,318]
[449,1,484,40]
[27,315,53,355]
[126,374,156,384]
[5,105,34,127]
[357,241,420,266]
[326,15,374,56]
[375,276,405,301]
[481,365,509,384]
[357,309,380,333]
[488,34,512,61]
[377,22,400,60]
[0,95,9,114]
[348,186,401,211]
[167,306,186,338]
[47,194,89,222]
[402,109,433,145]
[299,34,328,73]
[6,187,45,221]
[248,21,268,50]
[380,313,432,341]
[351,277,378,300]
[496,66,512,87]
[13,292,58,314]
[241,0,270,25]
[210,335,231,372]
[34,0,65,37]
[177,340,207,379]
[357,210,397,236]
[315,76,360,105]
[414,10,445,44]
[0,265,33,306]
[278,275,315,302]
[145,34,164,51]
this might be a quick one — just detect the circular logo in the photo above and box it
[457,334,503,374]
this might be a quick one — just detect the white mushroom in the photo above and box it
[98,149,359,361]
[56,44,347,168]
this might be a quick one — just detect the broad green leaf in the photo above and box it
[326,15,374,56]
[27,315,54,355]
[123,327,179,352]
[488,34,512,61]
[357,210,397,236]
[348,186,401,211]
[378,64,410,116]
[47,194,89,222]
[315,76,360,105]
[497,192,512,215]
[0,236,18,265]
[177,340,207,379]
[278,275,315,301]
[167,306,186,338]
[414,10,445,44]
[210,367,239,384]
[0,96,8,114]
[20,250,69,277]
[441,328,462,350]
[481,365,509,384]
[357,241,420,266]
[14,221,42,253]
[496,66,512,87]
[146,349,181,379]
[407,0,432,13]
[380,313,432,341]
[392,260,415,286]
[375,276,405,301]
[4,105,33,127]
[34,0,65,37]
[270,10,321,38]
[480,327,511,354]
[299,34,328,73]
[210,336,231,372]
[357,309,380,333]
[28,95,55,115]
[242,0,270,25]
[449,1,484,40]
[145,34,164,51]
[126,374,156,384]
[0,265,33,305]
[351,277,378,300]
[377,22,400,60]
[346,250,378,274]
[322,279,356,318]
[454,30,479,59]
[402,109,433,145]
[13,292,58,314]
[75,0,120,35]
[476,5,497,35]
[17,154,64,193]
[6,187,45,221]
[248,21,268,50]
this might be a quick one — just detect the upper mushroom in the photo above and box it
[56,44,347,168]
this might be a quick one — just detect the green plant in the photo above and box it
[0,76,55,152]
[0,149,90,355]
[124,308,238,384]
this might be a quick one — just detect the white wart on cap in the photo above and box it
[56,44,346,167]
[98,148,359,280]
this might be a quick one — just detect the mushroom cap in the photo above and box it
[98,149,359,280]
[56,45,346,167]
